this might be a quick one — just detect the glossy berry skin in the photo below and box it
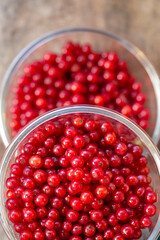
[110,155,121,167]
[104,132,117,145]
[127,195,139,208]
[144,192,157,203]
[95,185,108,199]
[51,197,63,209]
[72,223,83,235]
[95,220,107,233]
[44,157,54,169]
[62,220,72,232]
[90,210,103,222]
[29,155,43,169]
[5,114,156,240]
[126,175,139,186]
[104,229,114,239]
[47,174,60,187]
[14,222,26,233]
[44,229,56,239]
[70,180,83,193]
[144,204,156,216]
[47,208,59,220]
[71,198,83,211]
[116,208,128,221]
[115,142,127,156]
[66,209,79,222]
[108,214,118,226]
[23,208,36,222]
[140,216,152,228]
[130,218,140,230]
[20,230,33,240]
[80,192,94,204]
[121,224,134,238]
[6,177,19,189]
[84,223,96,237]
[8,209,22,223]
[91,168,104,181]
[6,199,18,210]
[113,191,125,203]
[71,156,84,168]
[10,164,23,176]
[34,229,44,240]
[33,170,47,184]
[27,221,38,232]
[22,177,35,189]
[44,218,55,229]
[34,194,48,207]
[73,135,85,148]
[42,184,54,196]
[36,207,47,219]
[22,190,33,202]
[91,198,103,210]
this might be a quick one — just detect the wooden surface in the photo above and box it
[0,0,160,238]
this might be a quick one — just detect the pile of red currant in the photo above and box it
[9,41,149,138]
[6,116,157,240]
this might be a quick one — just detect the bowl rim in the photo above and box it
[0,27,160,146]
[0,105,160,240]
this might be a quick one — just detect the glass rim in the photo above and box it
[0,105,160,240]
[0,27,160,147]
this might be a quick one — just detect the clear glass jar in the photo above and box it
[0,105,160,240]
[0,28,160,146]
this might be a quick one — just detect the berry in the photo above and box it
[20,230,33,240]
[121,224,134,238]
[80,192,94,204]
[33,170,47,184]
[29,155,43,169]
[71,198,83,211]
[47,174,60,187]
[144,204,156,216]
[22,190,33,202]
[34,194,48,207]
[84,223,96,237]
[8,209,22,223]
[140,216,152,228]
[116,208,128,221]
[66,209,79,222]
[71,156,84,168]
[90,210,103,221]
[127,195,139,208]
[104,132,116,145]
[45,218,55,229]
[95,185,108,199]
[23,208,36,222]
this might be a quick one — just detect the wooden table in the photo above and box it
[0,0,160,238]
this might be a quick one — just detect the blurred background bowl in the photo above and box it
[0,28,160,146]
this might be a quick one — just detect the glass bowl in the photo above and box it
[0,28,160,147]
[0,105,160,240]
